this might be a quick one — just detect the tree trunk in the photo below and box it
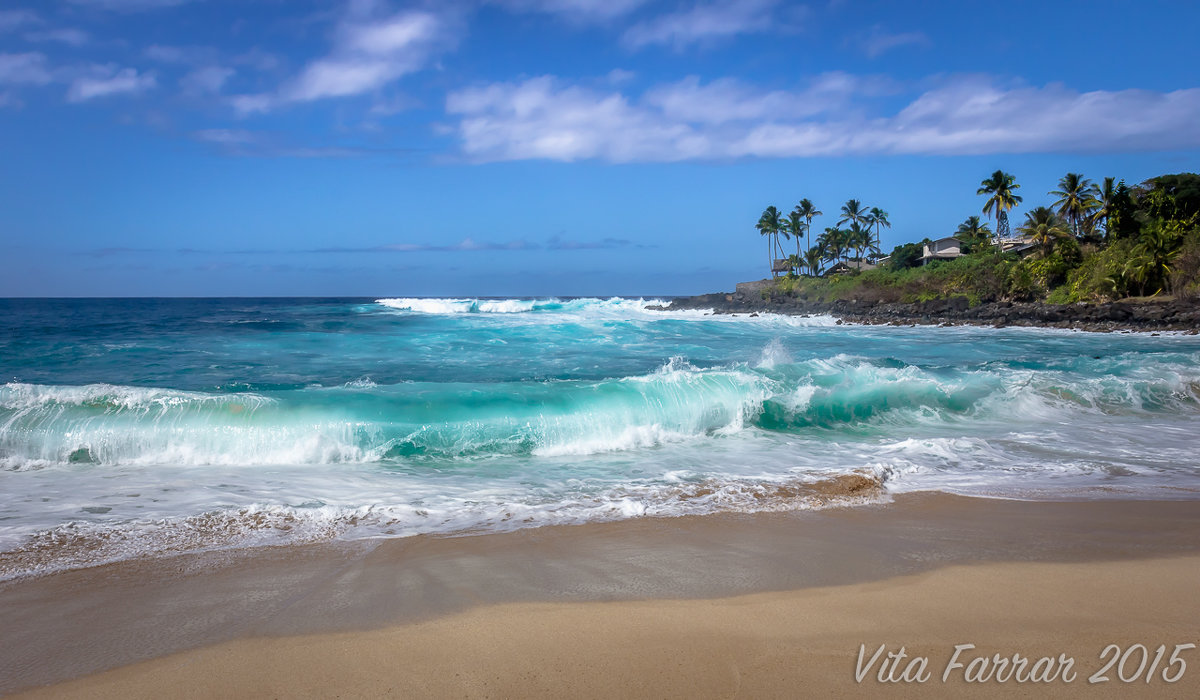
[807,227,812,276]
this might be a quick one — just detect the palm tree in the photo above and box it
[819,227,847,265]
[777,217,793,266]
[977,170,1023,240]
[785,211,805,265]
[847,223,873,262]
[955,216,993,253]
[1090,176,1117,239]
[793,199,822,261]
[837,199,869,228]
[756,206,784,276]
[803,245,825,277]
[956,215,992,238]
[1125,223,1181,296]
[1017,206,1070,257]
[1049,173,1100,239]
[866,207,890,258]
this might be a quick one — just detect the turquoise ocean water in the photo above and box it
[2,296,1199,578]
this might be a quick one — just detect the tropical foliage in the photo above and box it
[977,170,1023,240]
[755,205,784,276]
[752,198,888,277]
[753,171,1200,303]
[1049,173,1100,241]
[955,216,992,254]
[1017,207,1071,257]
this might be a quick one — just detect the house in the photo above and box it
[825,259,877,275]
[998,235,1038,258]
[920,236,963,265]
[771,258,792,276]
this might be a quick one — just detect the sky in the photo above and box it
[1,0,1199,297]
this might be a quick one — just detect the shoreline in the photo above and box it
[17,556,1200,699]
[4,492,1200,696]
[663,289,1200,332]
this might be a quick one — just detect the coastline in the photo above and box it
[5,493,1200,697]
[17,557,1200,699]
[663,288,1200,332]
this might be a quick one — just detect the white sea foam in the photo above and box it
[376,297,544,314]
[0,465,893,581]
[4,349,1200,470]
[376,298,476,313]
[6,313,1200,581]
[374,296,843,327]
[0,381,273,413]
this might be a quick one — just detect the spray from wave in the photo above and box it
[373,296,841,325]
[3,351,1199,470]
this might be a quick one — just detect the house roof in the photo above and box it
[826,259,877,273]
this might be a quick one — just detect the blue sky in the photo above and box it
[2,0,1199,297]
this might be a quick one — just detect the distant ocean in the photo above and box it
[3,297,1200,579]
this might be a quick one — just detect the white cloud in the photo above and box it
[287,58,402,101]
[642,72,876,124]
[229,93,273,115]
[0,9,40,32]
[288,11,445,101]
[447,76,706,162]
[859,25,929,58]
[181,65,234,94]
[25,28,90,46]
[446,74,1200,162]
[67,65,156,102]
[144,44,199,63]
[146,44,273,95]
[492,0,650,24]
[189,128,367,158]
[192,128,256,145]
[0,53,52,85]
[231,9,452,113]
[234,48,280,73]
[622,0,784,50]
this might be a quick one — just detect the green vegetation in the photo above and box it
[752,171,1200,305]
[755,197,887,277]
[977,170,1023,240]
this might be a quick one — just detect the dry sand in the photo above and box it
[5,494,1200,698]
[16,557,1200,699]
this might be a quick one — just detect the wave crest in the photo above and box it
[3,351,1199,469]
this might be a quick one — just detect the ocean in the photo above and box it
[2,296,1199,579]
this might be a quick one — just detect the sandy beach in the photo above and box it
[6,0,1200,694]
[4,493,1200,698]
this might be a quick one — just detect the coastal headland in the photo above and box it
[663,283,1200,332]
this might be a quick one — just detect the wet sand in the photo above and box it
[4,493,1200,697]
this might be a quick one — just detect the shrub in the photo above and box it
[1168,229,1200,298]
[1061,239,1136,302]
[887,242,925,270]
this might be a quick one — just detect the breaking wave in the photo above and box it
[7,297,1200,582]
[3,351,1199,470]
[373,296,841,326]
[374,296,659,315]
